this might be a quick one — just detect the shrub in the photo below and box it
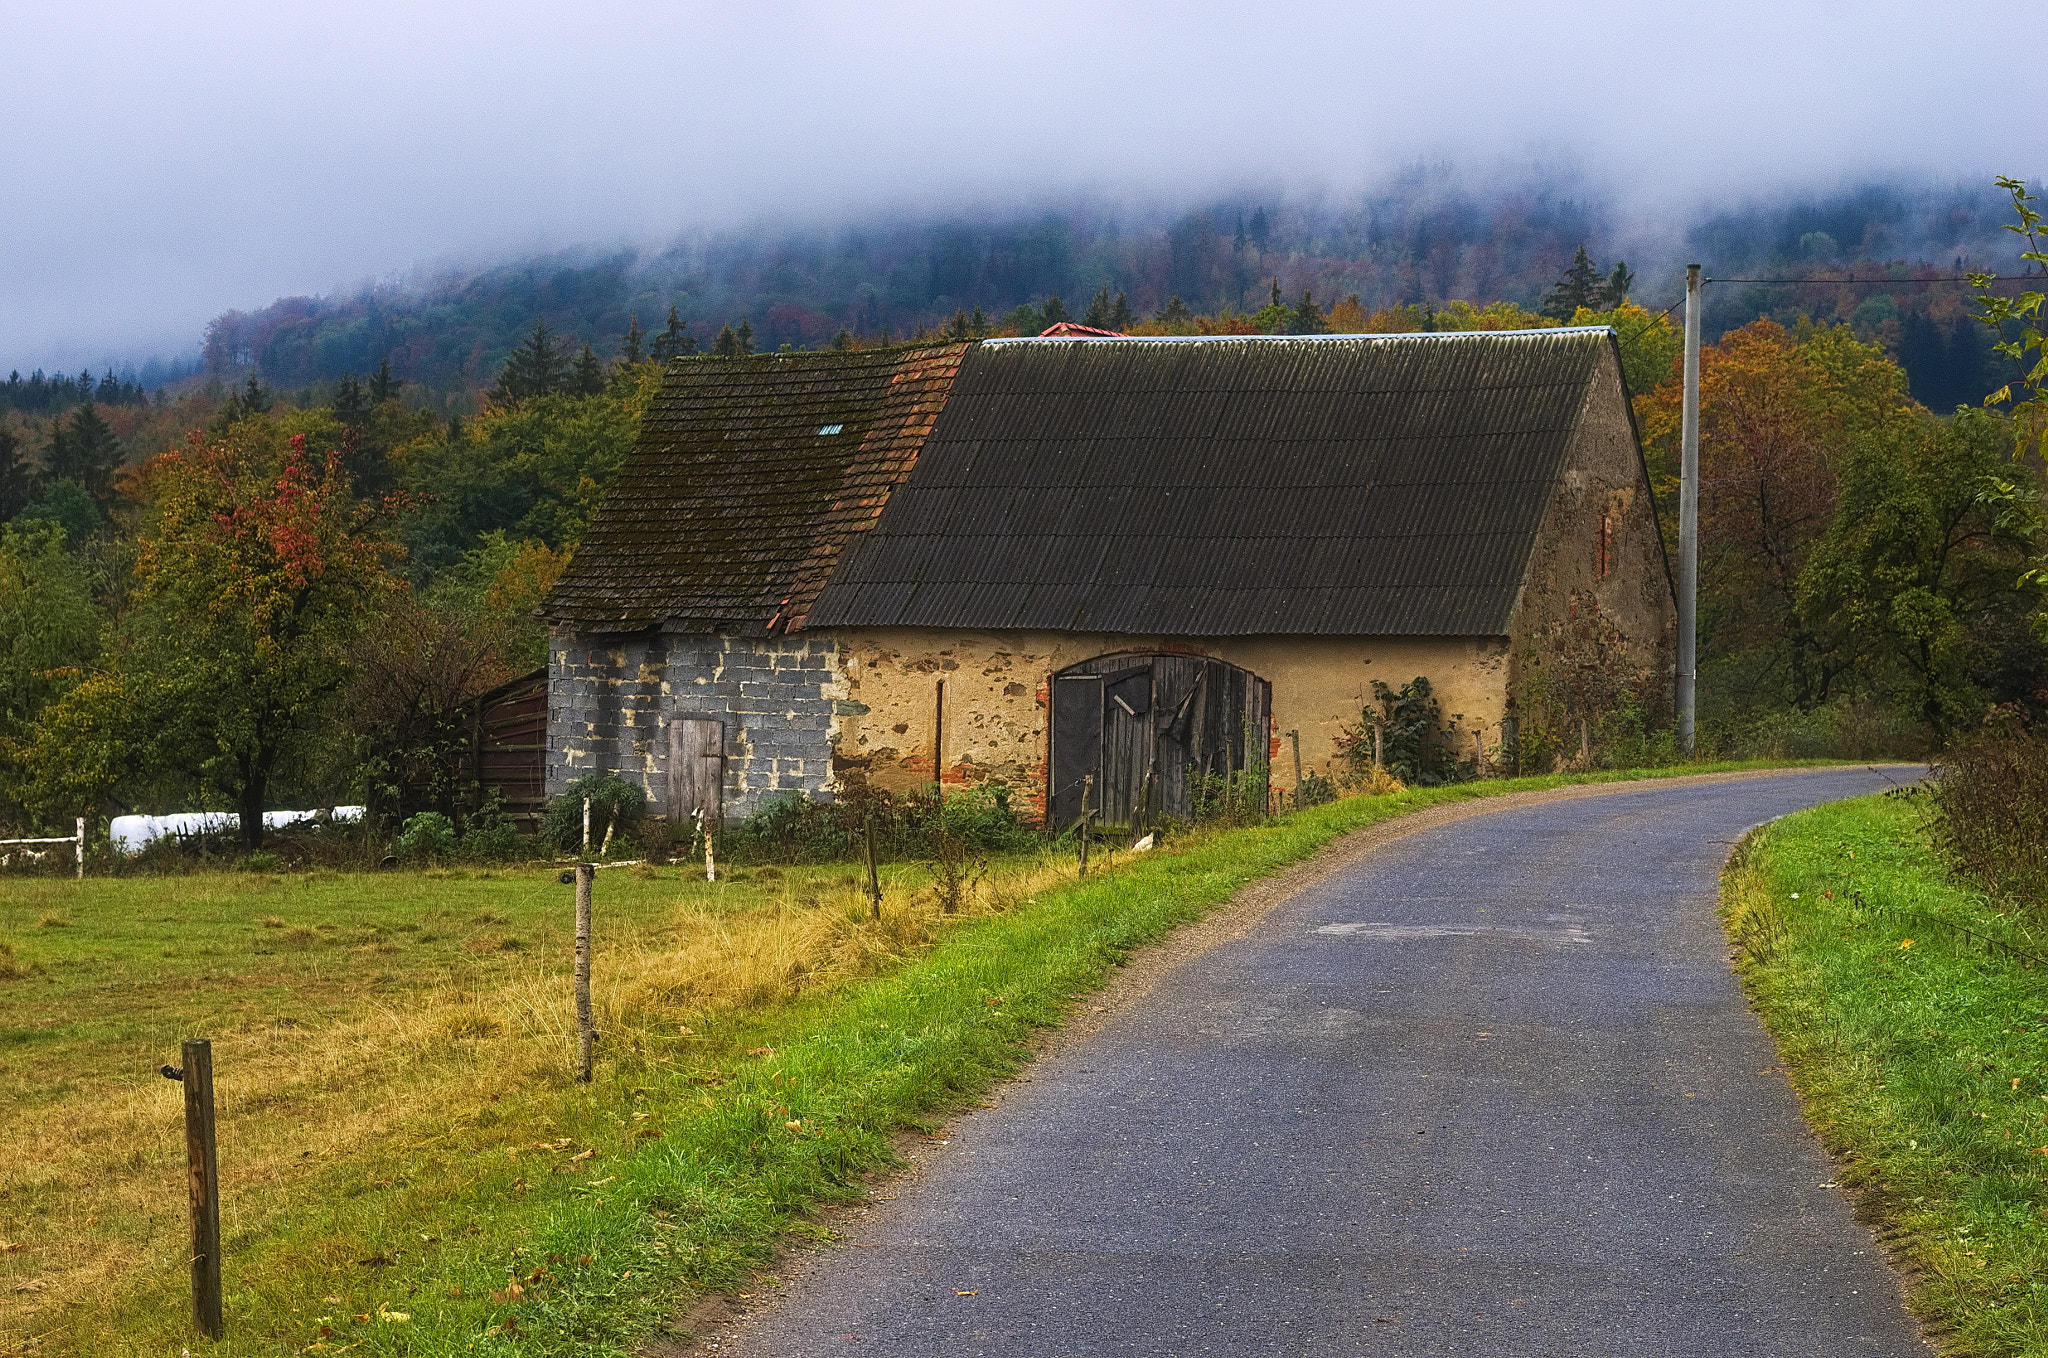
[721,782,1034,866]
[1927,717,2048,918]
[393,811,457,864]
[1336,677,1474,787]
[458,794,527,863]
[539,773,646,854]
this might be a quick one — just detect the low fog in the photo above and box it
[2,0,2037,372]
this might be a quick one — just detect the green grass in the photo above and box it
[1726,792,2048,1355]
[0,758,1849,1355]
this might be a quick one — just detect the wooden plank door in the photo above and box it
[666,717,725,830]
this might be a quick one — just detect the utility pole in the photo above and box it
[1677,263,1702,755]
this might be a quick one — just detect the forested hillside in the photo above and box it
[7,174,2018,420]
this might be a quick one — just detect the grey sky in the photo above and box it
[2,0,2032,371]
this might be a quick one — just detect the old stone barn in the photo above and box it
[540,329,1674,831]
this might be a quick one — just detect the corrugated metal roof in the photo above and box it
[803,330,1612,637]
[542,344,968,632]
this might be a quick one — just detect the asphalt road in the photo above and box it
[715,768,1930,1358]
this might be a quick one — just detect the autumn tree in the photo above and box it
[0,426,34,520]
[24,431,401,844]
[1637,318,1917,712]
[0,523,101,827]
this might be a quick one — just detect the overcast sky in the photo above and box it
[2,0,2034,371]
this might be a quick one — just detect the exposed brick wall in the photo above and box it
[548,630,840,825]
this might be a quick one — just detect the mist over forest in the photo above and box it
[7,170,2035,418]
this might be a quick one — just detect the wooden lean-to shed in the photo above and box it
[540,328,1674,831]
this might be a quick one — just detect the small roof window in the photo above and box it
[817,423,844,435]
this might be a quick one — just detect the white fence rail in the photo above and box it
[0,818,85,878]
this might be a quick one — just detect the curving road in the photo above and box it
[711,768,1930,1358]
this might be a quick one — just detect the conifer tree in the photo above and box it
[570,343,606,395]
[369,358,403,403]
[969,306,987,335]
[1270,277,1283,308]
[1157,295,1194,328]
[735,318,754,355]
[496,319,566,401]
[651,306,696,362]
[1288,291,1327,335]
[831,328,853,351]
[0,426,31,520]
[1542,245,1608,320]
[46,402,122,496]
[949,309,973,340]
[713,324,739,358]
[1039,294,1070,329]
[1084,287,1114,329]
[1110,292,1133,332]
[619,314,645,364]
[331,373,370,427]
[1248,207,1270,256]
[1600,261,1635,309]
[209,374,275,433]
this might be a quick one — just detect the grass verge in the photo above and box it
[2,758,1841,1355]
[1724,792,2048,1355]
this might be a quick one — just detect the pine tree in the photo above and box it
[1157,295,1194,328]
[969,306,987,335]
[831,328,853,351]
[94,370,120,404]
[496,319,566,401]
[1109,292,1133,331]
[1040,294,1070,329]
[0,426,31,520]
[209,373,276,432]
[332,373,370,427]
[1288,291,1327,335]
[1542,245,1608,320]
[651,306,696,362]
[713,324,739,358]
[948,309,972,340]
[570,344,606,395]
[1083,287,1114,329]
[1600,261,1635,309]
[735,318,754,355]
[1270,277,1283,308]
[619,314,645,364]
[369,358,403,402]
[46,403,121,495]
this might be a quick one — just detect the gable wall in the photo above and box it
[1506,344,1677,744]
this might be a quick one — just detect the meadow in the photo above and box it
[1,760,1829,1355]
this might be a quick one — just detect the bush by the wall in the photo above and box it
[540,773,646,854]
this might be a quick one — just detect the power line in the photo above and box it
[1708,274,2038,285]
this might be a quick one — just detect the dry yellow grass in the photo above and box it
[0,852,1071,1349]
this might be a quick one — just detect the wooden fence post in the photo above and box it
[933,679,945,810]
[75,817,85,879]
[574,864,595,1083]
[863,815,881,920]
[161,1039,222,1340]
[1078,774,1093,878]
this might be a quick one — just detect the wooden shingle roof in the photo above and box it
[542,343,968,633]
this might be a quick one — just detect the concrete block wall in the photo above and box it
[547,630,840,825]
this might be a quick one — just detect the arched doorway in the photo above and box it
[1048,653,1271,831]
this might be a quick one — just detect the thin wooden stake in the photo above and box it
[180,1039,222,1340]
[574,863,595,1082]
[75,816,85,879]
[1373,722,1383,769]
[704,823,717,883]
[582,796,591,853]
[933,679,945,809]
[1078,773,1093,878]
[1286,729,1303,792]
[864,814,882,920]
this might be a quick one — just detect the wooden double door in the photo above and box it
[1048,653,1271,831]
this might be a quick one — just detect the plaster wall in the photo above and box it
[1507,343,1678,729]
[825,628,1511,813]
